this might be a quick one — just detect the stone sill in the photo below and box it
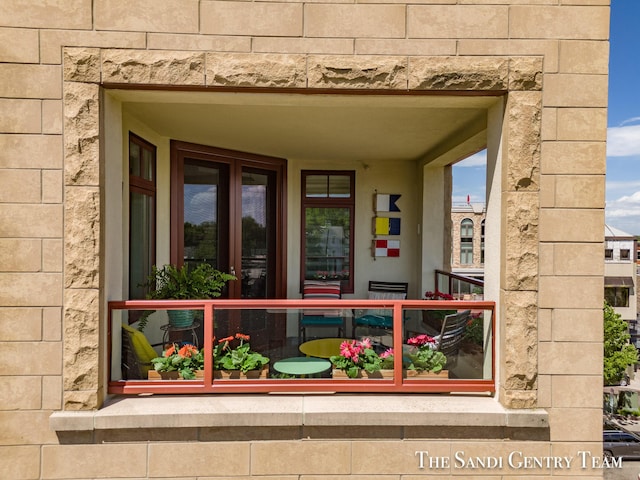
[50,394,548,432]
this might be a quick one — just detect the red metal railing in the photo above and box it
[108,298,495,395]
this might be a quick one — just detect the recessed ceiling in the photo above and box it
[110,89,497,164]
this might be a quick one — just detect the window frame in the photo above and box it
[460,218,474,266]
[605,287,630,308]
[300,170,355,294]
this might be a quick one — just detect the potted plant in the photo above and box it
[330,338,385,378]
[404,334,447,377]
[149,343,204,380]
[143,263,236,327]
[213,333,270,379]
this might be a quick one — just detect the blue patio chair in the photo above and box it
[352,280,408,337]
[299,280,345,342]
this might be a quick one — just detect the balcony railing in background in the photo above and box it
[435,269,484,300]
[108,298,495,395]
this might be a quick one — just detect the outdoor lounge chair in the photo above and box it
[434,309,472,365]
[352,280,408,337]
[299,280,345,342]
[121,324,160,379]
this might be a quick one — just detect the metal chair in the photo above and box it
[352,280,408,337]
[434,309,471,365]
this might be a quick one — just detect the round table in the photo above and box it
[299,337,347,358]
[272,357,332,377]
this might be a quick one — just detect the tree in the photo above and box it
[603,302,638,385]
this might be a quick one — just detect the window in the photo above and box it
[128,133,156,299]
[605,287,630,308]
[480,219,485,265]
[301,171,355,293]
[621,249,631,261]
[460,218,474,265]
[605,249,613,260]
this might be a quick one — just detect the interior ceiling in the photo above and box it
[111,90,497,164]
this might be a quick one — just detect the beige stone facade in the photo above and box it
[0,1,608,479]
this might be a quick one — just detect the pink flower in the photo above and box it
[360,337,372,349]
[380,348,394,359]
[407,334,435,346]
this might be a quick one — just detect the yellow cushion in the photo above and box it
[122,324,158,364]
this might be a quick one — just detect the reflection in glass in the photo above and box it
[304,207,350,282]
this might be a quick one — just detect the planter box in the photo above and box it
[332,369,448,379]
[213,366,269,379]
[148,369,204,380]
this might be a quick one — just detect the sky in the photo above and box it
[453,0,640,235]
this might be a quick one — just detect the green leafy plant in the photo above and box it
[213,333,270,373]
[151,343,203,380]
[330,338,383,378]
[604,301,638,385]
[403,334,446,373]
[143,263,236,300]
[464,314,484,345]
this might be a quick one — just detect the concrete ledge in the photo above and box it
[50,395,548,432]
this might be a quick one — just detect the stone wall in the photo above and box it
[0,1,608,479]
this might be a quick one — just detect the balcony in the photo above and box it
[109,296,495,395]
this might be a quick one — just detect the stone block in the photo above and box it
[63,288,99,391]
[543,242,604,276]
[42,239,63,273]
[0,239,41,272]
[0,446,41,479]
[541,141,606,175]
[551,175,604,209]
[207,52,306,88]
[541,107,557,141]
[539,341,601,375]
[547,407,602,442]
[0,64,62,99]
[409,56,508,90]
[551,441,607,476]
[539,208,604,242]
[254,37,355,55]
[64,82,100,186]
[102,49,205,85]
[148,33,251,52]
[0,204,62,238]
[149,442,250,477]
[41,30,146,64]
[64,188,100,289]
[503,192,539,290]
[458,39,559,73]
[42,100,62,134]
[0,170,40,203]
[552,308,603,343]
[0,134,62,169]
[0,0,91,29]
[306,4,405,38]
[42,444,148,478]
[356,38,455,56]
[504,91,541,192]
[0,27,39,63]
[510,5,609,40]
[539,274,603,310]
[538,308,552,342]
[42,170,63,204]
[308,55,407,90]
[557,107,607,141]
[543,73,608,107]
[63,48,101,83]
[63,390,99,411]
[0,273,62,307]
[501,291,538,390]
[0,411,59,445]
[42,307,62,342]
[0,376,41,410]
[0,308,42,341]
[551,375,603,408]
[353,440,448,474]
[560,40,610,74]
[0,99,40,133]
[252,441,349,475]
[509,56,543,91]
[408,5,508,39]
[42,376,63,410]
[94,0,198,33]
[539,174,555,209]
[202,1,302,37]
[537,373,551,408]
[0,341,61,376]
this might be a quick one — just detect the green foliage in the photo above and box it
[151,343,203,380]
[330,338,382,378]
[143,263,236,300]
[464,315,484,345]
[404,345,447,374]
[213,333,270,373]
[604,302,638,385]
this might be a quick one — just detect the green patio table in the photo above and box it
[272,357,332,377]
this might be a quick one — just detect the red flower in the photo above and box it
[163,345,176,357]
[178,344,198,358]
[236,333,250,341]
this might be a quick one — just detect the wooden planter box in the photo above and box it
[332,369,448,379]
[148,369,204,380]
[213,366,269,379]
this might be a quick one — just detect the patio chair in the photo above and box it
[434,309,472,365]
[299,280,345,342]
[352,280,408,338]
[121,324,161,380]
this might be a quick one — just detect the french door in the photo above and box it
[170,141,287,345]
